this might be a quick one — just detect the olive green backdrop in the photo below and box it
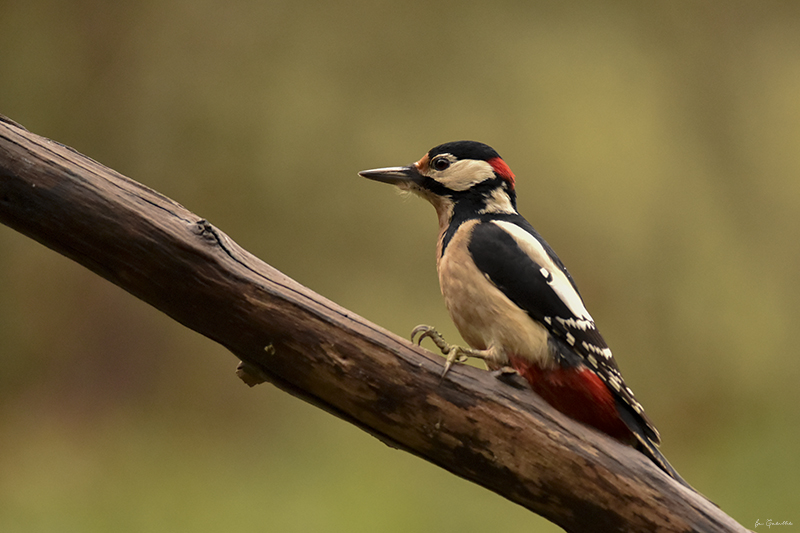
[1,1,798,531]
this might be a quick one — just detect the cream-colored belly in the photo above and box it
[437,221,551,367]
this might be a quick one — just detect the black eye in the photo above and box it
[432,157,450,171]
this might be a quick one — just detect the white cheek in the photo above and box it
[437,160,495,191]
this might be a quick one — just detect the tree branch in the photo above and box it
[0,116,747,533]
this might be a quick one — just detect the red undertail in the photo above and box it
[508,356,634,444]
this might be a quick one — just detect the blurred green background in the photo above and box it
[1,0,798,531]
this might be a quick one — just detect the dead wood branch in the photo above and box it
[0,116,747,533]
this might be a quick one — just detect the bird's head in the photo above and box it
[359,141,517,219]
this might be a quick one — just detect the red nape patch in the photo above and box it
[488,157,515,189]
[509,357,634,444]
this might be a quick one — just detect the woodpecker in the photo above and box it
[359,140,689,486]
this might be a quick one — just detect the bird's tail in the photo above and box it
[614,397,696,491]
[634,437,693,490]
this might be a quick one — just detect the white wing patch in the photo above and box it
[492,221,594,322]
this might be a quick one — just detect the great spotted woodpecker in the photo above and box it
[359,140,689,486]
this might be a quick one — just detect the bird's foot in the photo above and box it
[411,325,485,377]
[490,366,518,378]
[489,366,527,389]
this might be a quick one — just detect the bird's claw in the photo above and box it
[411,325,471,378]
[411,325,445,349]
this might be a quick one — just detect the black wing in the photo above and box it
[467,219,609,359]
[467,219,660,443]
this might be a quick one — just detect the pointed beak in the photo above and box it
[358,165,424,186]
